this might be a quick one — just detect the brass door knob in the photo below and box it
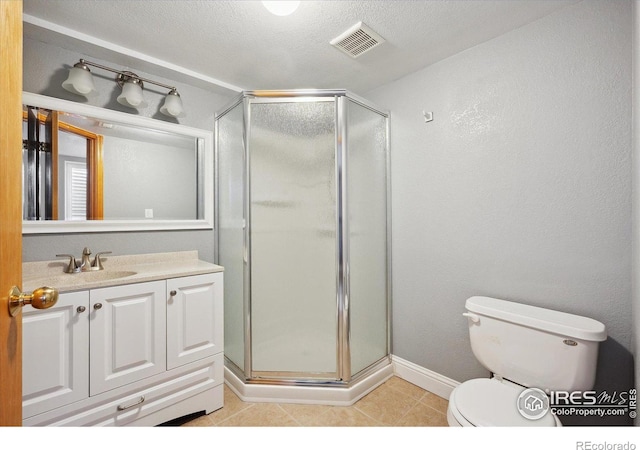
[8,286,59,317]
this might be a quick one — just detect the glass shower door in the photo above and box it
[216,102,246,373]
[346,99,389,375]
[249,98,338,379]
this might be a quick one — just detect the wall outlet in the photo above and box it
[145,209,153,219]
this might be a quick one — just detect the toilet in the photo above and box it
[447,296,607,427]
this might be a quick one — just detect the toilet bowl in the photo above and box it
[446,378,561,426]
[447,296,606,427]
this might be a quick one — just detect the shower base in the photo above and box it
[224,359,393,406]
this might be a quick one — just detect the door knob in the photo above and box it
[8,286,58,317]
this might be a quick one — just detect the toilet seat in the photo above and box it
[448,378,561,427]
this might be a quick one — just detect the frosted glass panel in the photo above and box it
[217,104,245,371]
[250,100,337,374]
[347,100,388,375]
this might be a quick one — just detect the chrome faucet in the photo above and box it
[80,247,93,271]
[56,248,112,273]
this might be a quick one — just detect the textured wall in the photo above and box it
[367,0,633,425]
[22,38,236,263]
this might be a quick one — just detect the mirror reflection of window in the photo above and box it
[63,160,87,220]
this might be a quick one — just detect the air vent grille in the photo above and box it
[330,22,385,58]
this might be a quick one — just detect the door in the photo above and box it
[0,0,24,426]
[248,98,338,379]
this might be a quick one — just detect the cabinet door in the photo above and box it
[167,273,223,369]
[22,291,89,419]
[90,281,166,396]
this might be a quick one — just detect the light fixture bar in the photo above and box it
[63,58,185,117]
[79,59,176,91]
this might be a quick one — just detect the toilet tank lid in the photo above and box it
[465,296,607,342]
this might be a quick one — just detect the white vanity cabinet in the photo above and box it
[22,271,224,426]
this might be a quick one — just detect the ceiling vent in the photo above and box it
[330,22,385,58]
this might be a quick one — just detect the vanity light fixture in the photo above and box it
[62,59,185,117]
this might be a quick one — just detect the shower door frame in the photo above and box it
[215,89,392,387]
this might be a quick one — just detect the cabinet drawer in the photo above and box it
[24,353,224,426]
[167,273,223,369]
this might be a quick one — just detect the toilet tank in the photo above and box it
[465,296,607,392]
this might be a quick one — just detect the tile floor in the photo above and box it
[181,376,449,427]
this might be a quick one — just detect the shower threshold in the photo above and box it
[224,358,393,406]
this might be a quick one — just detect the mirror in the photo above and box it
[21,92,213,234]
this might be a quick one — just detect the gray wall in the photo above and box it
[102,136,196,220]
[367,0,633,425]
[22,37,236,263]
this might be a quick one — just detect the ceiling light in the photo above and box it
[262,1,300,16]
[62,59,184,118]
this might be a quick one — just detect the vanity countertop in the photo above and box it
[22,251,223,293]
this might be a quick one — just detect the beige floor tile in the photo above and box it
[305,406,383,427]
[278,403,333,426]
[353,383,418,425]
[383,377,428,401]
[419,391,449,414]
[395,402,449,427]
[217,403,299,427]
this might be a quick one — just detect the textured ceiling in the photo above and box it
[22,0,578,95]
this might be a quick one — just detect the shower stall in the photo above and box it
[214,90,391,403]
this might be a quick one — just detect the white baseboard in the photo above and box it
[223,355,458,404]
[391,355,459,400]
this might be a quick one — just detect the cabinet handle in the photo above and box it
[117,396,145,411]
[77,306,86,313]
[169,290,177,296]
[94,303,103,310]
